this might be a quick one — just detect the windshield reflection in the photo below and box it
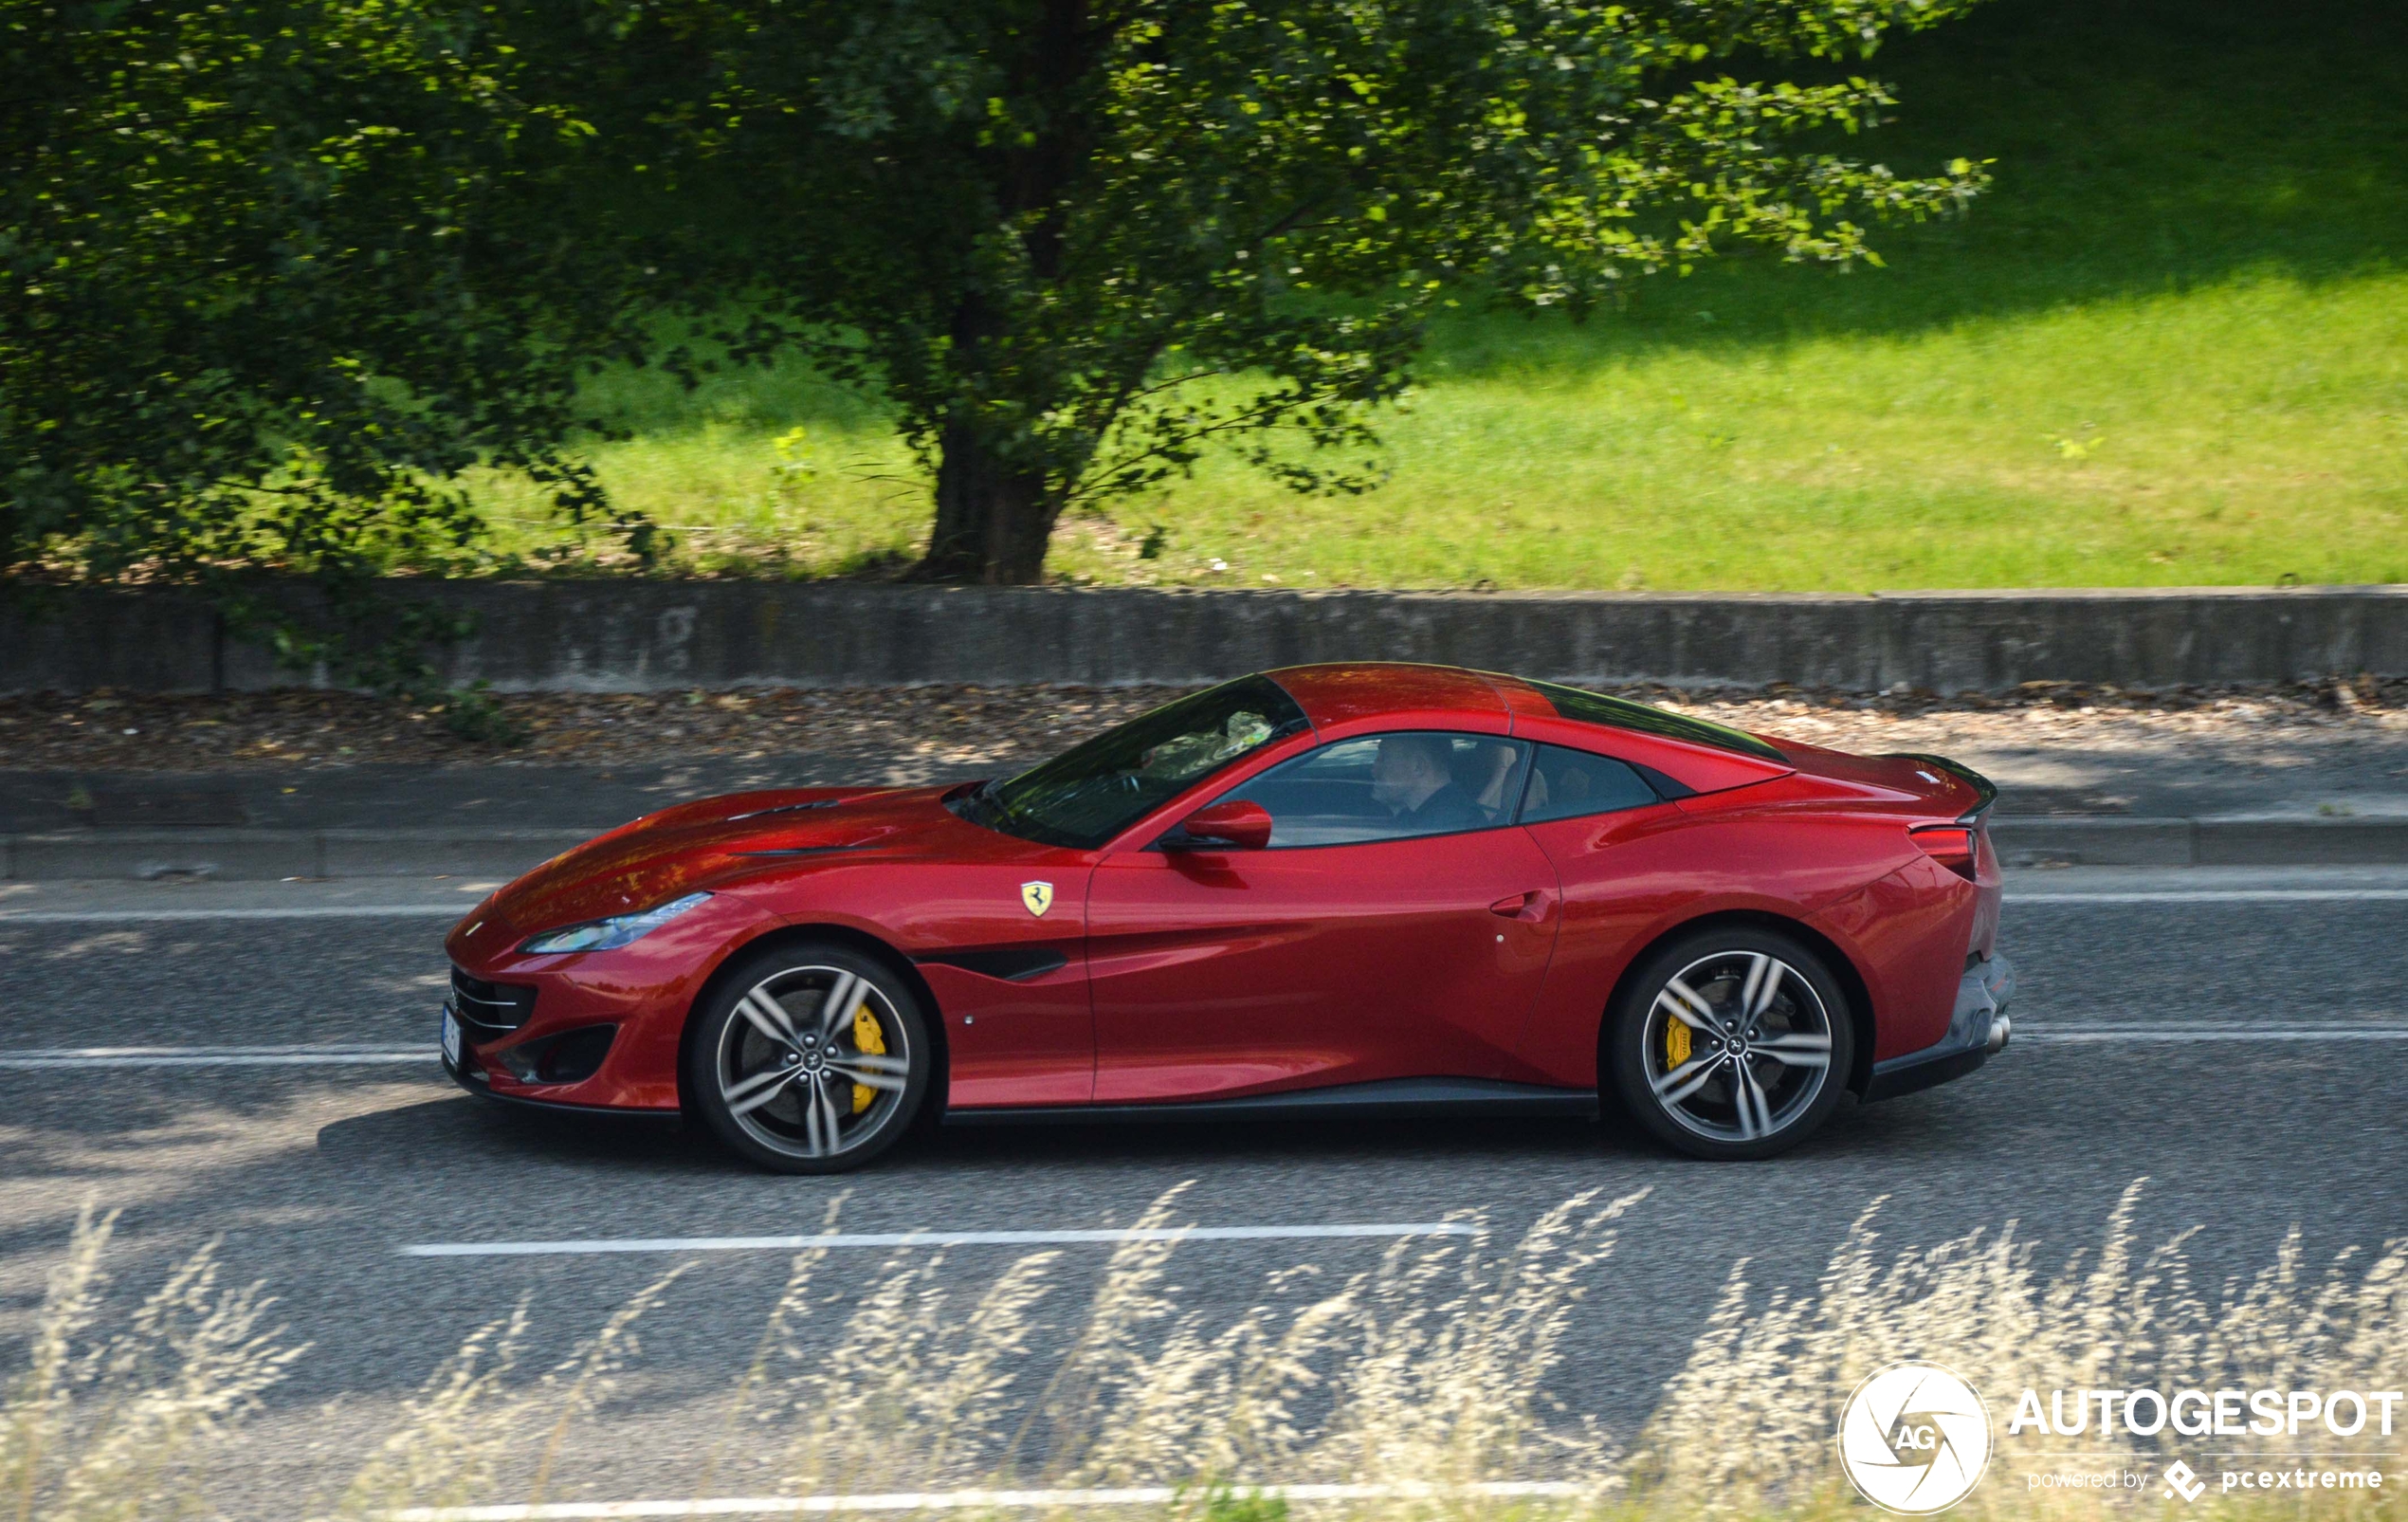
[952,676,1309,849]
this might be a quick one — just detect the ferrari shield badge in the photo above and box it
[1020,880,1054,918]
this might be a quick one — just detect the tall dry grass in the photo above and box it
[9,1181,2407,1520]
[1643,1180,2408,1518]
[1,1205,302,1522]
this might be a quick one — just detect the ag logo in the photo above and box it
[1020,880,1054,918]
[1836,1361,1992,1514]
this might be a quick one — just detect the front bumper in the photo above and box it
[442,890,775,1114]
[443,1038,679,1121]
[1864,951,2016,1103]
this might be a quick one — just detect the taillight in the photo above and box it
[1912,825,1979,881]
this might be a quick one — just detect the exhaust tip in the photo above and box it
[1986,1014,2012,1054]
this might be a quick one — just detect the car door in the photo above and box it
[1085,732,1563,1103]
[1507,741,1703,1083]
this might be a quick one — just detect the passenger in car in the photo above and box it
[1371,734,1485,833]
[1455,740,1520,822]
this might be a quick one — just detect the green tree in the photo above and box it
[583,0,1989,582]
[4,0,1991,598]
[0,0,648,591]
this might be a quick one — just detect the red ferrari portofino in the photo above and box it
[442,664,2014,1169]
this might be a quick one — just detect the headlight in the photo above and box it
[519,892,712,954]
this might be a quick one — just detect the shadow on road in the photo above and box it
[306,1084,2002,1181]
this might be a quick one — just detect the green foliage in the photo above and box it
[1195,1485,1290,1522]
[572,0,1989,579]
[3,0,1990,597]
[0,0,652,724]
[473,0,2407,593]
[0,0,661,575]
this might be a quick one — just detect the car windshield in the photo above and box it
[955,676,1310,849]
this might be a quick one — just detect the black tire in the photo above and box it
[1606,925,1855,1161]
[684,942,932,1174]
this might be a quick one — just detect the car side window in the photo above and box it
[1215,732,1531,848]
[1517,743,1663,824]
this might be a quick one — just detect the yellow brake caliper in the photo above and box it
[1666,1019,1691,1069]
[850,1003,885,1113]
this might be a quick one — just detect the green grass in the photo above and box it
[471,0,2408,590]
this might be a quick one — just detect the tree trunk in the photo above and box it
[910,0,1095,587]
[913,418,1060,584]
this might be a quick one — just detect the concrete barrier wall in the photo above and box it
[4,581,2404,693]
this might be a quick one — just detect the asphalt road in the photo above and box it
[3,867,2405,1516]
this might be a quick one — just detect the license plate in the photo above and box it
[441,1006,463,1068]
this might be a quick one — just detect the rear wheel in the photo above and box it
[1607,926,1854,1161]
[686,944,931,1174]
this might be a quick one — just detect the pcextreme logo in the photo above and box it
[1837,1362,1995,1514]
[2164,1460,2208,1502]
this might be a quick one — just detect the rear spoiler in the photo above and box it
[1884,752,1999,824]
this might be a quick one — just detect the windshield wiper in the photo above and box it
[947,778,1011,832]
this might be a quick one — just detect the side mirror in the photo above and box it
[1174,798,1273,852]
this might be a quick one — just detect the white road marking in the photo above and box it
[2021,1024,2408,1043]
[2009,889,2408,904]
[399,1222,1485,1258]
[0,1044,428,1070]
[0,905,463,924]
[382,1481,1594,1519]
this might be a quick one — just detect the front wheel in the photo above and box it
[1607,926,1855,1161]
[686,944,932,1174]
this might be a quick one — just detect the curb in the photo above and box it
[1,817,2401,882]
[1989,816,2408,869]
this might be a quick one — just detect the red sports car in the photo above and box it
[442,664,2014,1170]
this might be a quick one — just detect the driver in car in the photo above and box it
[1369,734,1483,834]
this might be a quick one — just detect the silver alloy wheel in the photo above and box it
[1640,950,1835,1144]
[713,964,913,1161]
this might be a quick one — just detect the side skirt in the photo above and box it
[943,1076,1600,1128]
[1862,1044,1987,1104]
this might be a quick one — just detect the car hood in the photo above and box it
[483,784,965,938]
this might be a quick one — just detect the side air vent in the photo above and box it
[917,947,1070,982]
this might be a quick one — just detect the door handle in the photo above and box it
[1488,890,1549,923]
